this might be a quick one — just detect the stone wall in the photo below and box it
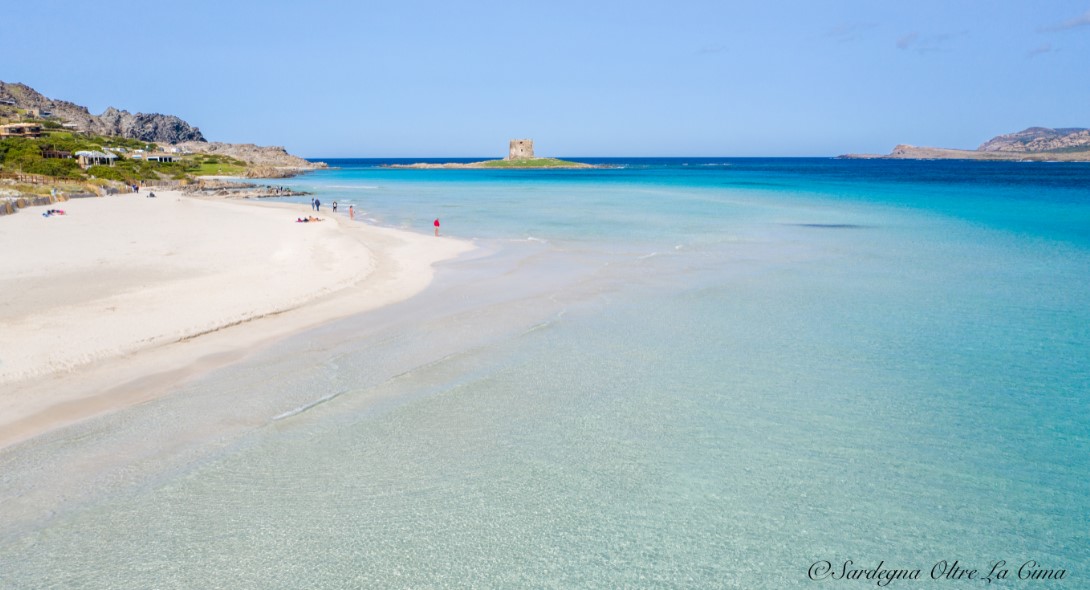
[508,139,534,160]
[0,192,71,216]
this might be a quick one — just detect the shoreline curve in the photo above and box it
[0,190,474,450]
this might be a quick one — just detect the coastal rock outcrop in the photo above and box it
[172,141,325,171]
[1,81,323,173]
[0,81,205,144]
[93,107,205,143]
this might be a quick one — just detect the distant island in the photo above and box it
[387,139,596,169]
[841,127,1090,161]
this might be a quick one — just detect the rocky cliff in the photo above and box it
[0,81,205,143]
[92,107,205,143]
[977,127,1090,153]
[0,81,324,172]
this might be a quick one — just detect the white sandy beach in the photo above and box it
[0,191,473,449]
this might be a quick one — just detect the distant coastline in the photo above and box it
[839,145,1090,162]
[841,127,1090,162]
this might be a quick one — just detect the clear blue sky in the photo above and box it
[4,0,1089,157]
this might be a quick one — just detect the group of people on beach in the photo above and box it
[302,201,442,233]
[310,198,347,214]
[42,209,66,217]
[293,211,439,234]
[128,184,155,198]
[306,199,357,221]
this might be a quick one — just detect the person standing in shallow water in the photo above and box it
[434,218,440,236]
[332,201,338,213]
[349,205,355,220]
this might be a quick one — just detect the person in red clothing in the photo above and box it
[433,218,440,236]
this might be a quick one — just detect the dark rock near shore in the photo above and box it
[183,179,309,199]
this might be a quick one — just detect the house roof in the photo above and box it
[75,150,118,159]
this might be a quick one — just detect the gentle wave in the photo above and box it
[521,309,567,335]
[271,389,349,421]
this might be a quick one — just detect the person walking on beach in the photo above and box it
[332,201,338,213]
[311,198,316,211]
[349,205,355,220]
[434,218,440,236]
[315,199,321,212]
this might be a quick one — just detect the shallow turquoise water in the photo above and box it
[1,159,1087,588]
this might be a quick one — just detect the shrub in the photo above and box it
[87,165,129,182]
[25,157,81,178]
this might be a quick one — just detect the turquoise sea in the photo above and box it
[2,158,1088,588]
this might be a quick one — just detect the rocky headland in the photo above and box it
[171,141,325,177]
[0,81,324,175]
[1,82,204,143]
[841,127,1090,161]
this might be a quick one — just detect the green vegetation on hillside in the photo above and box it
[36,132,155,154]
[188,154,248,176]
[0,132,253,184]
[1043,145,1090,154]
[477,157,587,168]
[0,137,82,178]
[0,136,168,183]
[87,158,190,182]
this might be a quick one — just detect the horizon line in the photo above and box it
[299,155,843,160]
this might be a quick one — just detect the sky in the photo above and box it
[3,0,1089,157]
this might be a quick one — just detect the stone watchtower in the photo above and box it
[507,139,534,160]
